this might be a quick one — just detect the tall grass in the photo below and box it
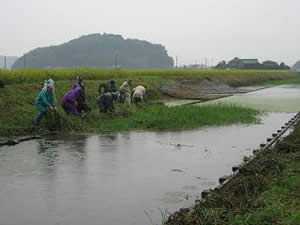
[0,79,259,136]
[93,104,259,133]
[0,69,297,86]
[0,68,290,136]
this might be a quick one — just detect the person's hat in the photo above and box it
[47,79,55,89]
[77,75,84,81]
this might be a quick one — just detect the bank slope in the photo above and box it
[165,122,300,225]
[0,80,259,136]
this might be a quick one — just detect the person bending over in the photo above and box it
[98,80,117,95]
[0,80,5,88]
[34,79,56,125]
[133,84,147,105]
[119,80,132,105]
[62,85,85,118]
[73,75,91,114]
[97,92,120,113]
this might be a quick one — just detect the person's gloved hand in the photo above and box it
[81,112,87,119]
[49,105,56,111]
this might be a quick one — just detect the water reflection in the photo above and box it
[37,135,88,168]
[198,85,300,112]
[38,141,60,168]
[0,112,294,225]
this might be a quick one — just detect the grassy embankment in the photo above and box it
[0,69,297,86]
[0,69,296,136]
[165,122,300,225]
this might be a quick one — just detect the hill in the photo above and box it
[12,34,174,69]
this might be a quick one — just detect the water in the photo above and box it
[0,85,300,225]
[197,85,300,112]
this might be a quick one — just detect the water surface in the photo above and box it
[198,85,300,112]
[1,85,300,225]
[0,113,294,225]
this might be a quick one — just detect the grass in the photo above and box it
[259,75,300,86]
[79,104,259,133]
[165,122,300,225]
[0,68,296,136]
[1,69,298,224]
[0,69,297,86]
[0,78,259,136]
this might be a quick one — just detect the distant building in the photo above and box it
[292,61,300,72]
[186,64,207,69]
[216,57,290,70]
[227,57,260,69]
[262,60,280,70]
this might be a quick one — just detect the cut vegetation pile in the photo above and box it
[160,77,239,99]
[165,122,300,225]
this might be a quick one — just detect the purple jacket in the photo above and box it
[62,86,82,103]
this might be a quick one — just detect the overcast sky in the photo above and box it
[1,0,300,66]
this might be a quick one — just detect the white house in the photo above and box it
[292,61,300,72]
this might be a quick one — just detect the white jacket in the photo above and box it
[133,86,146,99]
[120,81,131,94]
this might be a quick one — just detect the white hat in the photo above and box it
[47,79,55,89]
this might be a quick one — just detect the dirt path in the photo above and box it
[160,78,273,99]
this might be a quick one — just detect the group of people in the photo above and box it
[33,76,147,125]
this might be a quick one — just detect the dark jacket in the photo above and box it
[97,93,115,113]
[98,81,117,94]
[0,80,4,88]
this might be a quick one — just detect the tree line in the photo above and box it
[12,33,174,69]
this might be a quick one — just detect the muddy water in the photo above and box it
[0,113,294,225]
[0,85,299,225]
[198,85,300,112]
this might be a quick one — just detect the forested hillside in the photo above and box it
[12,34,174,69]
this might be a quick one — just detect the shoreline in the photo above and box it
[165,115,300,225]
[0,70,299,137]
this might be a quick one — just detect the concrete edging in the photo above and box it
[201,111,300,199]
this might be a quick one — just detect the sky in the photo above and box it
[1,0,300,66]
